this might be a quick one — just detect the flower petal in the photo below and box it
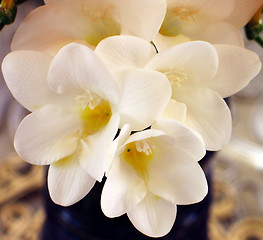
[48,156,96,206]
[79,113,120,181]
[153,119,205,160]
[106,124,132,175]
[159,99,187,122]
[101,158,147,218]
[146,41,218,83]
[226,0,263,28]
[95,36,156,72]
[117,69,171,130]
[13,0,166,53]
[113,0,167,41]
[148,144,208,204]
[123,128,166,145]
[64,0,167,42]
[44,0,54,3]
[205,44,262,98]
[181,88,232,151]
[48,43,119,104]
[154,33,190,52]
[2,50,58,111]
[14,104,81,165]
[162,0,235,40]
[127,193,176,237]
[200,21,244,46]
[11,4,85,54]
[167,0,234,20]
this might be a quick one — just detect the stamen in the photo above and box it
[172,7,197,21]
[81,4,113,22]
[122,140,156,182]
[135,141,155,155]
[164,69,188,86]
[75,91,101,110]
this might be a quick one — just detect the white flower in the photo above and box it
[11,0,167,54]
[157,0,263,47]
[2,43,171,206]
[95,36,261,150]
[226,0,263,28]
[101,124,207,237]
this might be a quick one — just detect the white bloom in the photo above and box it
[226,0,263,28]
[2,43,171,206]
[157,0,263,47]
[101,124,207,237]
[95,36,261,150]
[11,0,167,54]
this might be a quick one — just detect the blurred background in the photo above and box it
[0,1,263,239]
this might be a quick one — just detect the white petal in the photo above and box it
[117,69,171,130]
[200,21,244,46]
[13,0,166,52]
[167,0,234,20]
[127,193,176,237]
[123,128,166,145]
[11,4,85,54]
[44,0,54,3]
[101,158,147,217]
[66,0,166,42]
[148,146,208,204]
[79,114,120,181]
[2,50,58,111]
[14,105,81,165]
[206,44,262,98]
[154,33,190,52]
[48,156,96,206]
[95,36,156,72]
[159,99,187,122]
[114,0,167,41]
[106,124,132,175]
[162,0,235,41]
[226,0,263,27]
[153,119,205,160]
[48,43,119,104]
[146,41,218,83]
[181,88,232,151]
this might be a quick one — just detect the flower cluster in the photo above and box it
[1,0,262,237]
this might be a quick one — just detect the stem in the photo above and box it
[255,36,263,47]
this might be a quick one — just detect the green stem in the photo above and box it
[255,36,263,47]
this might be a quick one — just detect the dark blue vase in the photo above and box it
[41,151,213,240]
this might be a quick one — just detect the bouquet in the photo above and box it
[1,0,262,237]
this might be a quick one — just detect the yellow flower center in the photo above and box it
[122,140,155,180]
[75,92,112,138]
[159,7,198,36]
[82,4,121,46]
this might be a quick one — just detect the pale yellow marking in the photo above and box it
[159,7,198,36]
[75,93,112,138]
[122,140,155,181]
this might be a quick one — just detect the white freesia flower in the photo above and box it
[226,0,263,28]
[2,43,171,206]
[101,124,207,237]
[95,36,261,150]
[157,0,263,47]
[11,0,166,54]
